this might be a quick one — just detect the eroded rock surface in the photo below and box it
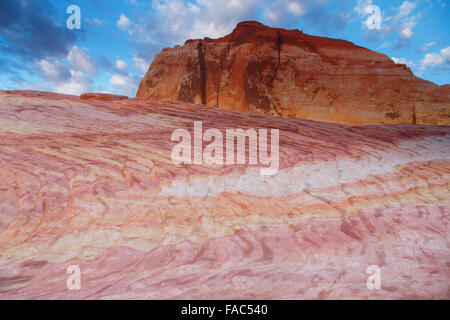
[137,21,450,125]
[80,93,128,101]
[0,90,449,299]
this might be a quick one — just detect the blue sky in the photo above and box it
[0,0,449,97]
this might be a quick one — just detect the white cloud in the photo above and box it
[115,60,128,70]
[54,70,91,95]
[421,52,444,68]
[67,46,97,75]
[111,74,130,87]
[85,18,109,26]
[393,2,419,44]
[188,21,235,39]
[136,0,258,43]
[442,47,450,60]
[420,46,450,72]
[355,0,420,46]
[391,57,416,68]
[110,74,137,96]
[400,22,415,39]
[287,2,305,16]
[355,0,373,15]
[263,0,322,24]
[39,59,71,82]
[228,0,244,9]
[420,41,435,51]
[117,14,132,30]
[133,56,149,73]
[37,47,97,96]
[140,0,340,43]
[398,1,415,17]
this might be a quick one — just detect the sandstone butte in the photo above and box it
[0,90,449,299]
[137,21,450,126]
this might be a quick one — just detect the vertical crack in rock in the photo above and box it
[197,42,207,105]
[269,32,282,91]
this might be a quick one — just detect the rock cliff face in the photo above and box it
[137,21,450,125]
[0,90,449,299]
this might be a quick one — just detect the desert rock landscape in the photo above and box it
[0,90,448,299]
[137,21,450,125]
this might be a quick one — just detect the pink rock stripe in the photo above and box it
[0,90,449,300]
[0,205,448,299]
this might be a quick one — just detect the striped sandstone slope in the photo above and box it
[0,90,449,299]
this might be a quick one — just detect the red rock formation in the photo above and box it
[137,21,450,125]
[80,93,128,101]
[0,90,449,299]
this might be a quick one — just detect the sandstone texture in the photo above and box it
[137,21,450,125]
[80,93,128,102]
[0,90,449,299]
